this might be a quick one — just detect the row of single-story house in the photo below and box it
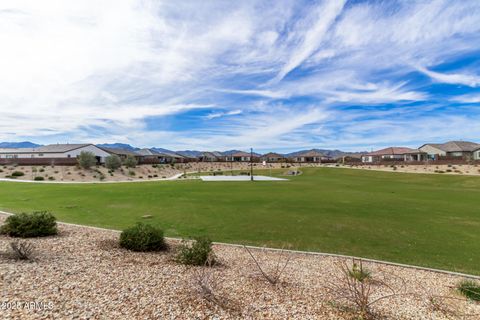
[0,145,335,165]
[0,144,192,165]
[195,150,333,163]
[5,141,477,166]
[361,141,480,163]
[0,144,111,164]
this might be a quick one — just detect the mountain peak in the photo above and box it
[0,141,42,148]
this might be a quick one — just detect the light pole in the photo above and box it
[250,148,253,181]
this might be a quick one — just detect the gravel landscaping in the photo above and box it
[1,214,479,319]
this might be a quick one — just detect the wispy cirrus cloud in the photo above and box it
[1,0,480,150]
[416,66,480,87]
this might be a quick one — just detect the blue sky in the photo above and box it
[1,0,480,152]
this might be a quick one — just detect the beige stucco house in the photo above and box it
[419,141,480,160]
[361,147,426,163]
[0,144,111,163]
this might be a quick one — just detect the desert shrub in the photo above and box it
[78,151,96,169]
[128,170,135,176]
[0,211,57,237]
[123,155,137,168]
[9,240,35,260]
[327,260,405,320]
[39,168,45,172]
[48,176,55,181]
[11,171,24,177]
[348,261,371,282]
[176,237,215,266]
[457,279,480,301]
[34,176,44,181]
[0,169,3,172]
[190,266,240,313]
[244,245,291,285]
[105,155,122,170]
[119,223,167,252]
[446,169,452,172]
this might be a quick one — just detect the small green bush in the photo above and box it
[78,151,97,169]
[123,155,137,168]
[48,176,55,181]
[457,279,480,301]
[105,155,122,170]
[39,168,45,172]
[175,236,215,266]
[11,171,24,177]
[119,223,167,252]
[0,211,57,237]
[34,176,44,181]
[348,261,371,282]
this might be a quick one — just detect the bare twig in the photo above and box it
[9,240,35,260]
[429,294,480,318]
[190,261,240,314]
[243,245,291,285]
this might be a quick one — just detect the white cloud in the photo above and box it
[451,94,480,103]
[271,0,346,83]
[416,66,480,87]
[204,110,243,120]
[1,0,480,149]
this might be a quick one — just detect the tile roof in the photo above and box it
[99,147,139,156]
[293,150,325,157]
[230,151,253,157]
[0,144,92,153]
[365,147,420,156]
[137,148,184,158]
[262,152,285,158]
[424,141,480,152]
[201,152,221,158]
[34,144,91,153]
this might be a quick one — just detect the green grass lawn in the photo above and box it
[0,167,479,275]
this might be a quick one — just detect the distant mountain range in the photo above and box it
[0,141,41,148]
[1,142,365,158]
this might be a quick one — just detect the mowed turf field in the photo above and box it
[0,167,479,275]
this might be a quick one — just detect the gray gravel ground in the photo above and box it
[0,215,478,319]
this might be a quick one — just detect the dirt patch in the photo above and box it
[0,162,318,183]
